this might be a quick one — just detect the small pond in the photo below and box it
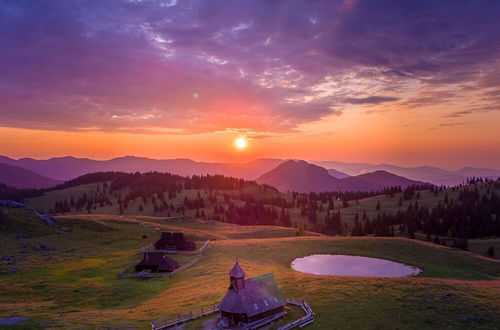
[291,254,421,277]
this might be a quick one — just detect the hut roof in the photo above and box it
[136,252,179,272]
[229,261,246,278]
[219,273,286,317]
[155,232,196,250]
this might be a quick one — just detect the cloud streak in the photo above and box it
[0,0,499,134]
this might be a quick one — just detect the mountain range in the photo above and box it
[256,160,425,192]
[0,163,62,189]
[0,155,498,190]
[0,155,283,182]
[311,161,500,186]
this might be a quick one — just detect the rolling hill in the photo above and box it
[0,163,61,189]
[256,160,426,192]
[256,160,341,192]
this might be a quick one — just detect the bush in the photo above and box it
[487,246,495,257]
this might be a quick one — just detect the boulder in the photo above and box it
[0,200,27,208]
[15,232,29,239]
[39,242,51,250]
[459,317,470,323]
[35,212,54,226]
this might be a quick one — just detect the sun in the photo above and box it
[234,137,248,150]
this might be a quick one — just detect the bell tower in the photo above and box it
[229,259,246,291]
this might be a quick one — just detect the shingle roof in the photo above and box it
[135,251,179,272]
[229,261,246,277]
[154,232,196,250]
[219,273,286,317]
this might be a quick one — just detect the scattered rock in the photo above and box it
[0,200,27,208]
[20,249,28,254]
[459,317,470,323]
[7,260,14,265]
[64,248,75,253]
[473,316,487,323]
[39,242,55,250]
[441,294,457,301]
[0,316,29,325]
[25,217,32,222]
[9,267,18,273]
[423,295,433,303]
[59,226,70,232]
[15,232,29,239]
[35,212,54,226]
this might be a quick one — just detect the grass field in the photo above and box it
[1,209,499,329]
[24,179,500,261]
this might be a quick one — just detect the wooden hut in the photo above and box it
[219,261,286,327]
[154,232,196,251]
[135,251,179,273]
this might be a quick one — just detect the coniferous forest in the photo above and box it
[2,172,499,251]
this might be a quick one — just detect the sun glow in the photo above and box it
[234,137,248,150]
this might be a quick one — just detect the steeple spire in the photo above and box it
[229,259,246,290]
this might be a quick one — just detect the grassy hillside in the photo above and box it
[1,210,499,329]
[25,177,499,237]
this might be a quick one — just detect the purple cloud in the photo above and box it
[343,96,399,105]
[0,0,499,133]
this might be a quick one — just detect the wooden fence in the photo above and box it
[151,303,219,330]
[276,299,315,330]
[149,298,315,330]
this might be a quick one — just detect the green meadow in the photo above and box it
[0,209,499,329]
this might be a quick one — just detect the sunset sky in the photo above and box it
[1,0,499,169]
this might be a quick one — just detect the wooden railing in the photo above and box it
[276,299,315,330]
[149,298,315,330]
[151,303,219,330]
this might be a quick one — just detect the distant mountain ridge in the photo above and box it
[0,163,62,189]
[256,160,426,192]
[0,155,498,187]
[0,155,284,182]
[311,160,500,186]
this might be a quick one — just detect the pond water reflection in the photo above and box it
[291,254,421,277]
